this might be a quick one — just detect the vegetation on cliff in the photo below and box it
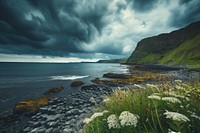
[127,21,200,68]
[160,33,200,66]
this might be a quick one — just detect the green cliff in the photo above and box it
[127,21,200,67]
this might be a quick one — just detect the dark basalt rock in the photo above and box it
[103,73,129,79]
[13,96,49,115]
[0,114,17,123]
[44,86,64,95]
[71,80,84,87]
[0,83,121,133]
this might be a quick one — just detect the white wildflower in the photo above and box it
[107,114,120,129]
[90,112,104,119]
[168,129,181,133]
[146,84,159,90]
[103,98,110,102]
[162,97,182,104]
[119,111,139,127]
[186,93,191,97]
[164,92,185,99]
[102,110,109,114]
[185,97,190,101]
[191,114,200,120]
[164,111,190,122]
[175,85,185,91]
[187,110,195,115]
[83,118,92,124]
[148,95,161,100]
[133,84,145,89]
[181,83,190,88]
[83,112,105,124]
[174,80,182,83]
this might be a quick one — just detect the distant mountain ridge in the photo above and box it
[127,21,200,66]
[97,58,127,63]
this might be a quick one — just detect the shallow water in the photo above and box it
[0,62,128,115]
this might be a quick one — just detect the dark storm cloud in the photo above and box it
[0,0,200,59]
[169,0,200,27]
[126,0,159,12]
[0,0,109,56]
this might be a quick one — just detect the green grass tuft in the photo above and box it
[160,33,200,66]
[83,81,200,133]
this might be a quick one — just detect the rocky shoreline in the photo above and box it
[0,68,199,133]
[0,84,116,133]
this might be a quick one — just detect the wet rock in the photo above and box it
[66,109,80,116]
[45,127,53,133]
[48,121,58,127]
[32,122,41,128]
[89,97,96,105]
[0,114,17,123]
[1,83,116,133]
[103,73,129,79]
[38,127,46,133]
[23,127,31,132]
[52,128,60,133]
[39,107,48,113]
[42,114,64,121]
[63,128,73,133]
[30,128,40,133]
[71,80,84,87]
[13,96,49,115]
[44,86,64,95]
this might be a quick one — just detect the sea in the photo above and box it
[0,62,128,115]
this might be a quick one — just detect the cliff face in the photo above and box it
[127,21,200,65]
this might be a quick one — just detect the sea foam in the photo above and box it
[51,75,89,80]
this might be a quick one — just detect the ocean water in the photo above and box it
[0,62,128,115]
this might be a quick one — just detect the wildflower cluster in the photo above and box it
[190,114,200,120]
[175,85,185,91]
[188,110,200,120]
[162,97,182,104]
[107,111,139,129]
[103,97,110,102]
[146,84,159,90]
[107,114,120,129]
[174,80,182,84]
[148,94,182,104]
[148,95,161,100]
[119,111,139,127]
[164,92,185,99]
[83,80,200,133]
[133,84,145,89]
[164,111,190,122]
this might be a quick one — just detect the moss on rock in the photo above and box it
[13,96,49,115]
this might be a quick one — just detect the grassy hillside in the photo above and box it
[127,21,200,68]
[160,33,200,65]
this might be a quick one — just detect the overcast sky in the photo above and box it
[0,0,200,62]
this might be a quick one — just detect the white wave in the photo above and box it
[51,75,89,80]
